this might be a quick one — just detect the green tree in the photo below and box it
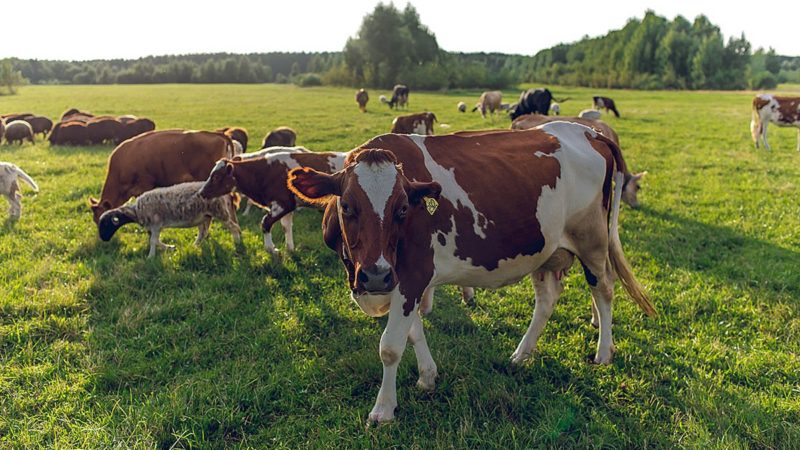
[0,59,27,94]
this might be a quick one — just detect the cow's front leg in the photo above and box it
[408,311,436,391]
[369,291,415,423]
[280,213,294,252]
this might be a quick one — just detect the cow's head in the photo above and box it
[89,197,112,224]
[621,171,647,209]
[288,149,441,316]
[199,159,237,199]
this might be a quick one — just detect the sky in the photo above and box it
[3,0,799,61]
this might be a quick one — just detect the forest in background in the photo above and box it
[2,5,799,92]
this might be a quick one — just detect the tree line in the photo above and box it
[3,5,799,92]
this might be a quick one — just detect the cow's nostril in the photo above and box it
[357,270,369,284]
[383,272,393,284]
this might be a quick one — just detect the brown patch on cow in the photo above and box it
[775,96,800,123]
[753,96,771,112]
[380,347,399,365]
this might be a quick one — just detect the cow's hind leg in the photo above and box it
[511,269,563,364]
[762,122,771,151]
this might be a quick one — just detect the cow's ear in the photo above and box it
[88,197,98,206]
[287,167,341,204]
[633,171,647,181]
[408,181,441,204]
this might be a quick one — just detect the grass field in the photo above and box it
[1,83,799,448]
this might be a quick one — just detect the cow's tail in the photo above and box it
[14,166,39,192]
[600,134,656,317]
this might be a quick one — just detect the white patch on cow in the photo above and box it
[211,159,226,173]
[270,201,284,218]
[412,121,427,135]
[327,153,347,172]
[354,160,399,221]
[376,254,390,271]
[408,135,490,238]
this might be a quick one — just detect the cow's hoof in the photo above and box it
[416,368,437,391]
[510,350,533,365]
[368,404,396,423]
[592,350,614,365]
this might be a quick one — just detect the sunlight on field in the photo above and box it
[1,84,798,448]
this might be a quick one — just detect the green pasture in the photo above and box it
[0,83,799,448]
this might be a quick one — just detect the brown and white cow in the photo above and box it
[199,148,346,254]
[390,112,436,135]
[751,94,800,151]
[510,114,647,208]
[593,96,620,117]
[356,89,369,113]
[288,122,655,422]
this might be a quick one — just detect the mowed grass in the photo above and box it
[1,83,799,448]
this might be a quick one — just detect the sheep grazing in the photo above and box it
[98,181,241,258]
[0,162,39,220]
[27,116,53,137]
[261,126,297,149]
[379,95,388,104]
[550,102,561,115]
[4,120,34,145]
[457,101,466,113]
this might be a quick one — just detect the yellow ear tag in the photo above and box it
[425,197,438,215]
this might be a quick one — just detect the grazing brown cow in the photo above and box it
[261,126,297,149]
[87,117,124,145]
[199,149,347,253]
[593,96,620,117]
[472,91,502,119]
[1,113,34,123]
[511,114,647,208]
[751,94,800,151]
[89,130,236,224]
[116,118,156,143]
[49,121,91,145]
[390,112,436,135]
[217,127,249,151]
[4,121,34,144]
[287,123,654,422]
[356,89,369,113]
[61,109,94,122]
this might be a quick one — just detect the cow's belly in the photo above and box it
[433,251,552,289]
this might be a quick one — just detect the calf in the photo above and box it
[199,149,346,254]
[356,89,369,113]
[511,114,647,208]
[0,162,39,220]
[593,96,620,117]
[89,130,236,224]
[262,126,297,149]
[98,181,241,258]
[49,121,90,146]
[751,94,800,151]
[472,91,502,119]
[288,123,654,422]
[390,112,436,135]
[388,84,409,109]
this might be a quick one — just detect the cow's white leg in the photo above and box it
[590,271,615,364]
[263,231,276,254]
[408,312,437,391]
[419,286,434,315]
[369,291,415,423]
[591,296,600,328]
[762,122,771,151]
[511,271,563,364]
[280,213,294,252]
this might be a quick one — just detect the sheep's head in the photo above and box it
[98,209,135,241]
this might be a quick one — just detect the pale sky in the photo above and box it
[3,0,799,60]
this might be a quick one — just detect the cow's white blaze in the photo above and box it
[353,161,398,221]
[408,135,490,238]
[412,122,427,135]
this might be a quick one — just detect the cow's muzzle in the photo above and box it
[355,264,396,295]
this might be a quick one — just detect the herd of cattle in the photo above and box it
[1,86,798,423]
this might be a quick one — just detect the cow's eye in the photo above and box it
[341,202,355,217]
[396,204,408,221]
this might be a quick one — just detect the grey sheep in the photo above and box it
[98,181,241,258]
[4,120,34,145]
